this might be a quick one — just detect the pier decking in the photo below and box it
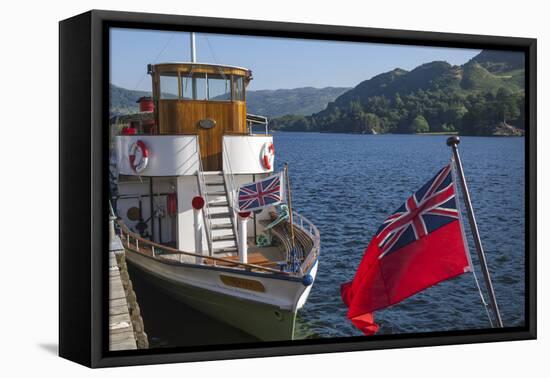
[109,251,137,351]
[108,223,148,351]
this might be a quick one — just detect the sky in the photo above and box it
[110,28,481,92]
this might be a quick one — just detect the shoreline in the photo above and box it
[273,130,524,137]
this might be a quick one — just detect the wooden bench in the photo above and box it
[262,213,311,261]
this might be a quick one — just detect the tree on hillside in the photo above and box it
[412,115,430,133]
[349,101,365,133]
[271,50,525,135]
[364,113,381,133]
[441,123,456,132]
[495,87,520,124]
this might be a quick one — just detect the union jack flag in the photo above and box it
[238,173,284,212]
[376,163,459,259]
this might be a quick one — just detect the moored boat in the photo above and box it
[110,35,320,341]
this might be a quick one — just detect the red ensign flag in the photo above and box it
[341,163,471,335]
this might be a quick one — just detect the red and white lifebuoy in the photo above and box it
[128,140,149,173]
[261,142,275,170]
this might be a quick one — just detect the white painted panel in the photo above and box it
[176,176,208,252]
[222,135,274,174]
[115,135,199,176]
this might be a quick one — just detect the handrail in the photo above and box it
[195,137,213,255]
[117,219,289,275]
[246,113,269,135]
[292,211,321,273]
[222,138,240,249]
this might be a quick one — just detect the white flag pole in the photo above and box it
[447,136,503,328]
[284,163,296,248]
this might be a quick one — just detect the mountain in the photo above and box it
[470,50,525,73]
[246,87,350,117]
[110,84,151,116]
[270,50,525,136]
[109,84,349,118]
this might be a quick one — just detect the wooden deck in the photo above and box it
[157,240,286,268]
[109,251,137,351]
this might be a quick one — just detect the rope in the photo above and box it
[471,265,495,328]
[132,33,177,91]
[204,35,220,66]
[204,35,230,97]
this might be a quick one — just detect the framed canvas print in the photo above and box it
[59,10,536,368]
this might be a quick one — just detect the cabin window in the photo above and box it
[163,70,247,101]
[180,73,207,100]
[233,76,245,101]
[181,74,192,100]
[159,73,179,99]
[207,75,231,101]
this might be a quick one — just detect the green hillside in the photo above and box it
[109,84,349,118]
[271,50,525,136]
[110,84,151,116]
[246,87,350,117]
[471,50,525,73]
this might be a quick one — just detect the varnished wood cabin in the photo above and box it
[148,63,253,171]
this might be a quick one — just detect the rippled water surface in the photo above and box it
[130,132,525,347]
[276,133,525,337]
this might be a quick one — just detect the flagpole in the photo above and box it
[446,136,503,328]
[284,163,296,248]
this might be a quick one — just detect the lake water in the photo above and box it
[129,132,525,346]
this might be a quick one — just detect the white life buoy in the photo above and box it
[128,140,149,173]
[261,142,275,170]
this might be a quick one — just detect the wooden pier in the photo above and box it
[109,251,137,351]
[109,220,148,351]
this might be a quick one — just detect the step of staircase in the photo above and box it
[202,171,223,176]
[212,238,237,251]
[213,234,236,242]
[211,222,233,230]
[207,190,227,196]
[213,246,238,254]
[209,201,229,207]
[212,228,234,238]
[209,212,231,219]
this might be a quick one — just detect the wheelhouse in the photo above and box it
[149,63,254,170]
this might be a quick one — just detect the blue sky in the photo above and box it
[110,28,481,92]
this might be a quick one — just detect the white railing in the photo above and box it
[117,220,288,274]
[195,138,213,255]
[246,114,269,135]
[292,211,321,272]
[222,139,240,250]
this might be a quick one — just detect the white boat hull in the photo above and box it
[124,248,318,341]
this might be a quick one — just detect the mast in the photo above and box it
[190,32,196,63]
[190,32,197,99]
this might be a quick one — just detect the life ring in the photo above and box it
[128,140,149,173]
[261,142,275,170]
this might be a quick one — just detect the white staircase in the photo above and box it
[201,171,238,255]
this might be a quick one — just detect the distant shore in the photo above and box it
[415,131,459,136]
[277,130,524,137]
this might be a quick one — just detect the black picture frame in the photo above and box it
[59,9,537,368]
